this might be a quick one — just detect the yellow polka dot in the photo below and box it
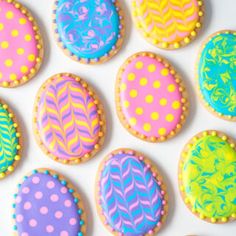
[17,48,25,55]
[143,123,151,132]
[9,73,17,81]
[21,66,28,73]
[120,83,127,91]
[172,101,181,110]
[139,77,147,86]
[25,34,32,42]
[0,23,4,31]
[6,11,14,19]
[168,84,176,92]
[158,128,166,136]
[1,41,9,49]
[166,114,174,122]
[135,107,143,115]
[5,59,13,67]
[148,64,156,72]
[129,118,137,126]
[145,95,153,103]
[19,18,26,25]
[160,98,167,106]
[0,73,2,79]
[130,89,138,98]
[135,61,143,69]
[11,30,19,37]
[128,73,136,81]
[123,100,130,108]
[151,112,159,120]
[153,80,161,89]
[161,68,169,76]
[28,54,35,62]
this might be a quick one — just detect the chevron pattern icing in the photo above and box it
[99,152,164,235]
[36,75,100,160]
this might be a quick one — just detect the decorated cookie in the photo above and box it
[96,148,168,235]
[179,130,236,223]
[53,0,125,64]
[13,168,86,235]
[0,0,43,88]
[132,0,204,49]
[197,30,236,121]
[116,52,188,142]
[0,99,21,179]
[33,73,106,164]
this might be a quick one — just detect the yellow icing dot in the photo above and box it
[168,84,176,92]
[135,107,143,115]
[17,48,25,55]
[10,73,17,81]
[19,18,26,25]
[1,41,9,49]
[25,34,32,42]
[11,30,19,37]
[128,73,136,81]
[166,114,174,122]
[129,117,137,126]
[6,11,14,19]
[148,64,156,72]
[123,100,130,108]
[143,123,151,132]
[28,54,35,62]
[130,89,138,98]
[135,61,143,69]
[161,68,169,76]
[21,66,28,73]
[160,98,167,106]
[151,112,159,120]
[145,95,153,103]
[5,59,13,67]
[172,101,181,110]
[158,128,166,136]
[0,23,4,31]
[139,77,147,86]
[153,80,161,89]
[120,83,127,91]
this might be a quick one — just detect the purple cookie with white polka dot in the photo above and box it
[13,169,86,236]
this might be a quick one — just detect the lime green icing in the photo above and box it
[182,135,236,219]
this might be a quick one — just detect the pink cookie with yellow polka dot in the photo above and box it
[0,0,43,88]
[116,52,189,142]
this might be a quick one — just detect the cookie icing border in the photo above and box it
[52,0,125,64]
[0,98,22,179]
[116,51,189,142]
[196,30,236,122]
[33,72,106,164]
[0,0,44,88]
[95,148,168,235]
[178,130,236,224]
[131,0,204,50]
[12,168,87,235]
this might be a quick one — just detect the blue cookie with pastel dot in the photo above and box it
[54,0,124,64]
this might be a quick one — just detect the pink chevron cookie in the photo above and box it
[33,73,106,164]
[116,52,189,142]
[96,148,168,235]
[0,0,43,87]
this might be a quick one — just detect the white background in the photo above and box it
[0,0,236,235]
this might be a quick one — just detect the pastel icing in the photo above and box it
[35,74,103,162]
[117,53,186,141]
[132,0,202,48]
[181,133,236,220]
[0,0,42,87]
[198,32,236,118]
[13,169,85,235]
[98,150,166,235]
[55,0,121,61]
[0,101,19,177]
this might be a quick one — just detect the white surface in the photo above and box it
[0,0,236,235]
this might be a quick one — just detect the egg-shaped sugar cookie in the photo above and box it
[96,148,168,235]
[179,130,236,223]
[197,30,236,121]
[33,73,106,164]
[0,0,43,88]
[116,52,188,142]
[13,169,86,236]
[0,99,21,179]
[132,0,204,50]
[53,0,125,64]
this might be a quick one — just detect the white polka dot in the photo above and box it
[40,206,48,215]
[29,219,37,227]
[47,181,55,189]
[24,201,32,210]
[16,214,24,223]
[22,187,30,194]
[60,187,67,194]
[69,218,77,226]
[32,176,40,184]
[21,233,29,236]
[46,225,54,233]
[50,194,59,202]
[64,200,72,207]
[35,191,43,199]
[60,231,69,236]
[55,211,63,219]
[15,196,22,203]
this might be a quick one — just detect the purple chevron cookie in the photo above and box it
[96,148,168,235]
[33,73,106,164]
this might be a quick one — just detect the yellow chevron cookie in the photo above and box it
[132,0,204,49]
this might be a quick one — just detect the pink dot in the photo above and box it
[15,196,22,203]
[60,187,67,194]
[16,214,24,223]
[60,231,69,236]
[24,201,32,210]
[40,206,48,215]
[21,233,29,236]
[29,219,37,227]
[64,200,72,207]
[50,194,59,202]
[35,191,43,199]
[47,181,55,189]
[22,187,30,194]
[32,176,40,184]
[46,225,54,233]
[55,211,63,219]
[69,218,77,226]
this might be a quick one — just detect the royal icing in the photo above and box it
[132,0,203,49]
[13,169,86,236]
[198,31,236,120]
[97,149,167,235]
[0,100,21,179]
[0,0,43,87]
[54,0,124,63]
[179,131,236,223]
[34,73,105,164]
[116,52,188,142]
